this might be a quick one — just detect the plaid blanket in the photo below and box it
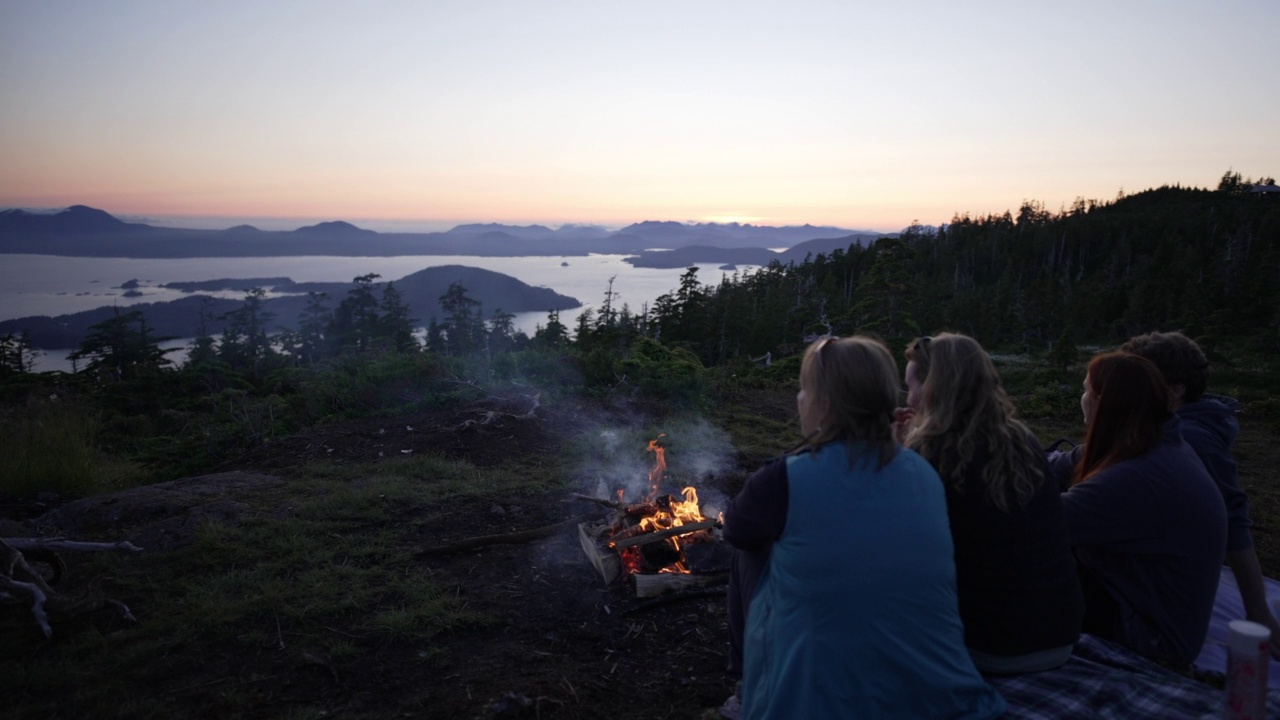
[990,634,1280,719]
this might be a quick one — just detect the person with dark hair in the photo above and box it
[1062,352,1226,666]
[1121,331,1280,656]
[723,336,1004,719]
[902,333,1083,674]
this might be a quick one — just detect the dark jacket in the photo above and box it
[1061,418,1227,665]
[934,435,1085,657]
[1179,394,1251,552]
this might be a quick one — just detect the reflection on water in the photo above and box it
[5,254,761,372]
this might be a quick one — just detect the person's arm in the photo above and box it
[1046,441,1083,491]
[723,458,788,552]
[1060,466,1150,546]
[1225,547,1280,659]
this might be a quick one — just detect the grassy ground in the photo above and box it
[3,349,1279,719]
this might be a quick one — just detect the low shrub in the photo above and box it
[0,393,143,498]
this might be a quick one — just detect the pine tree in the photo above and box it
[328,274,382,353]
[533,309,569,348]
[295,291,332,363]
[488,307,517,355]
[69,308,175,382]
[0,331,40,376]
[439,282,484,355]
[217,287,278,379]
[850,238,919,339]
[378,281,417,352]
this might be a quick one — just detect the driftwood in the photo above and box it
[0,537,138,639]
[6,537,144,554]
[609,520,718,550]
[452,392,542,431]
[417,512,600,557]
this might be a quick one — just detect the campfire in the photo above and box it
[578,435,726,597]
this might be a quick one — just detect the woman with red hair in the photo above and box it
[1062,352,1226,666]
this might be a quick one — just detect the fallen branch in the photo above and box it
[1,536,138,639]
[5,538,144,554]
[0,576,52,638]
[572,494,626,511]
[417,512,601,557]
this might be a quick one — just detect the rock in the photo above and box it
[33,471,284,551]
[490,504,506,516]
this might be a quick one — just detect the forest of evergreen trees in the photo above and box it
[3,172,1277,385]
[1,172,1276,487]
[603,171,1280,367]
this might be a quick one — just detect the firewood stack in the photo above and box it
[577,493,725,598]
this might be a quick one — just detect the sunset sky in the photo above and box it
[1,1,1276,233]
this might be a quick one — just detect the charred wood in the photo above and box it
[609,520,718,550]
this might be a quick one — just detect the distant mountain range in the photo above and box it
[622,234,881,269]
[0,265,581,350]
[0,205,887,259]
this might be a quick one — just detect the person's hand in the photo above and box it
[892,407,916,444]
[1248,609,1280,660]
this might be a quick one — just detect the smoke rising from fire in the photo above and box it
[577,417,735,513]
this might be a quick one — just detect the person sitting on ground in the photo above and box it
[901,333,1083,674]
[723,335,1005,719]
[1062,351,1226,666]
[1121,330,1280,657]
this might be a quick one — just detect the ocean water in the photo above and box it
[0,253,760,371]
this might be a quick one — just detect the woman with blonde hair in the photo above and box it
[902,333,1083,674]
[723,335,1004,719]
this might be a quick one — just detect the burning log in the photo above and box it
[577,435,727,594]
[608,520,718,550]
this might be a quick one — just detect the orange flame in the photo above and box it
[608,436,714,576]
[645,434,667,501]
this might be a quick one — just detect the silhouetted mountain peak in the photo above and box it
[446,223,563,241]
[0,204,141,235]
[292,220,375,236]
[224,224,261,233]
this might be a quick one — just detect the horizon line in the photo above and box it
[1,205,908,235]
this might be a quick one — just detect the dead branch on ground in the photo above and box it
[0,537,139,639]
[417,511,600,557]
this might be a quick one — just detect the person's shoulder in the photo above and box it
[1176,397,1239,445]
[756,455,790,483]
[1178,395,1239,425]
[890,445,941,477]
